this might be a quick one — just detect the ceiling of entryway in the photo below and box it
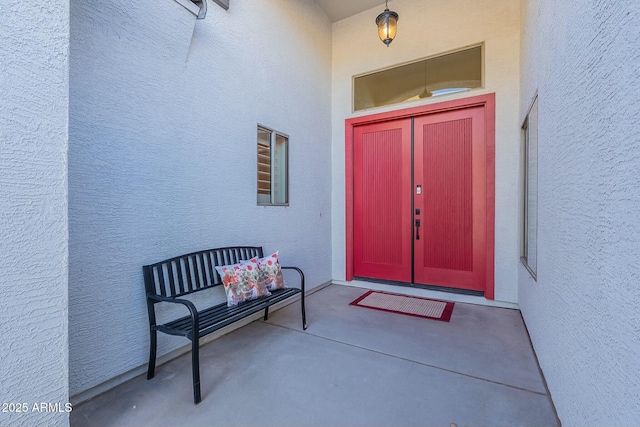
[315,0,385,22]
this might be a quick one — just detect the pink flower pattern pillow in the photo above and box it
[255,251,285,291]
[215,259,270,307]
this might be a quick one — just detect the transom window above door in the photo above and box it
[353,45,483,112]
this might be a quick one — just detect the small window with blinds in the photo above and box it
[257,126,289,205]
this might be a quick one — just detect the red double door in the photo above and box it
[353,106,487,292]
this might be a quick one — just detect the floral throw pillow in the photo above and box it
[215,259,270,307]
[255,251,285,291]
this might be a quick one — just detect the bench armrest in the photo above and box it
[281,266,305,294]
[147,294,200,336]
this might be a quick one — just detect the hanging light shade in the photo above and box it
[376,1,399,47]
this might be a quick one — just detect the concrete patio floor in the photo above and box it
[71,285,559,427]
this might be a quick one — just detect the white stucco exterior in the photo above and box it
[3,0,639,423]
[331,0,521,303]
[519,0,640,425]
[69,0,332,397]
[0,1,70,426]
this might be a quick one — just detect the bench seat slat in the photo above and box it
[198,288,300,337]
[156,288,300,337]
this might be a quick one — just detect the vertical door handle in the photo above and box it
[415,219,421,240]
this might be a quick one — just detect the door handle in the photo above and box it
[415,219,421,240]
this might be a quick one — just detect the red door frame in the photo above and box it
[345,93,496,299]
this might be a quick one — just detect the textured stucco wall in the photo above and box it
[0,1,70,426]
[519,0,640,425]
[68,0,332,396]
[331,0,521,303]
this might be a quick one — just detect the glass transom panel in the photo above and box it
[354,46,482,111]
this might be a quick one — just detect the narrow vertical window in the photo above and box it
[521,97,538,278]
[257,126,289,205]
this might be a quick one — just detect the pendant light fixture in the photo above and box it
[376,0,399,47]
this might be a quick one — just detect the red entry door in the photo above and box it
[413,107,486,291]
[353,106,487,292]
[353,118,412,282]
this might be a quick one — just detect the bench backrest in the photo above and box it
[143,246,264,299]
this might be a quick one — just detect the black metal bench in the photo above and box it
[143,246,306,404]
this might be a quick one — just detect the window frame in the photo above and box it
[521,96,538,280]
[257,125,289,207]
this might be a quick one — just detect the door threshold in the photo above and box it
[354,277,484,297]
[335,279,518,310]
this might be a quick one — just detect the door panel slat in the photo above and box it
[361,129,403,265]
[421,118,473,272]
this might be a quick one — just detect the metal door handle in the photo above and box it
[415,219,421,240]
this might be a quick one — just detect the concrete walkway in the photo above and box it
[71,285,559,427]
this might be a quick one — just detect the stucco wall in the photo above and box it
[519,0,640,425]
[0,1,70,426]
[69,0,332,396]
[331,0,520,303]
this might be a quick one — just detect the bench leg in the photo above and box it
[147,328,157,380]
[192,338,202,404]
[263,306,269,321]
[301,292,307,330]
